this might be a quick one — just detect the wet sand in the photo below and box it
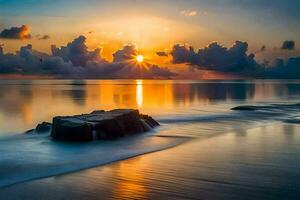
[1,122,300,200]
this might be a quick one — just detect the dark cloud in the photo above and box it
[281,40,296,50]
[156,51,168,57]
[1,33,299,79]
[170,44,195,64]
[51,35,102,67]
[169,41,300,78]
[170,41,261,75]
[112,45,137,62]
[37,34,50,40]
[0,35,176,79]
[0,25,31,40]
[264,57,300,78]
[0,43,76,74]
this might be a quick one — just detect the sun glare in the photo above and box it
[136,55,144,63]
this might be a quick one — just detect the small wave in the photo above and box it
[158,103,300,125]
[0,132,189,188]
[231,103,300,111]
[157,112,277,124]
[283,116,300,124]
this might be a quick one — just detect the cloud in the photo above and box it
[84,61,176,79]
[264,57,300,78]
[156,51,168,57]
[170,44,195,64]
[36,34,50,40]
[171,41,260,74]
[0,43,76,75]
[281,40,296,50]
[51,35,102,67]
[180,10,197,17]
[109,44,175,78]
[112,45,137,62]
[169,40,300,78]
[0,35,176,79]
[261,45,266,52]
[1,33,299,79]
[0,25,31,40]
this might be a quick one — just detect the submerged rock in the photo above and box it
[232,103,300,111]
[231,106,258,111]
[51,109,159,142]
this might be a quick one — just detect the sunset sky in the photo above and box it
[0,0,299,79]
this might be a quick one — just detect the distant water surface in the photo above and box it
[1,79,300,134]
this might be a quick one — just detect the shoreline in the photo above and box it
[0,120,283,189]
[0,133,190,188]
[2,122,300,199]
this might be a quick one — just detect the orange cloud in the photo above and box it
[0,25,31,40]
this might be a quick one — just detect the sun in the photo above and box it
[136,55,144,63]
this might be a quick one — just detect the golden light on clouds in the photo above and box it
[19,25,31,40]
[180,10,198,17]
[83,16,209,60]
[2,14,212,65]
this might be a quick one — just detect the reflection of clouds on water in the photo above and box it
[0,83,33,126]
[173,82,256,103]
[1,80,300,133]
[61,80,87,106]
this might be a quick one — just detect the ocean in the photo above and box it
[1,80,300,199]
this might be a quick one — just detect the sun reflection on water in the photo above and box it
[136,80,143,108]
[112,159,149,199]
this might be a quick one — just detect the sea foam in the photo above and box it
[0,131,187,188]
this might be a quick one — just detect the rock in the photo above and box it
[35,122,52,133]
[232,103,300,111]
[51,117,93,142]
[51,109,159,142]
[25,129,35,134]
[231,106,258,111]
[90,110,105,115]
[140,114,160,128]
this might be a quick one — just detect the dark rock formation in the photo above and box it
[140,114,160,127]
[231,106,257,111]
[25,129,35,134]
[232,103,300,111]
[36,122,52,133]
[51,109,159,142]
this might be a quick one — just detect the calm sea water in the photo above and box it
[1,80,300,199]
[1,79,300,134]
